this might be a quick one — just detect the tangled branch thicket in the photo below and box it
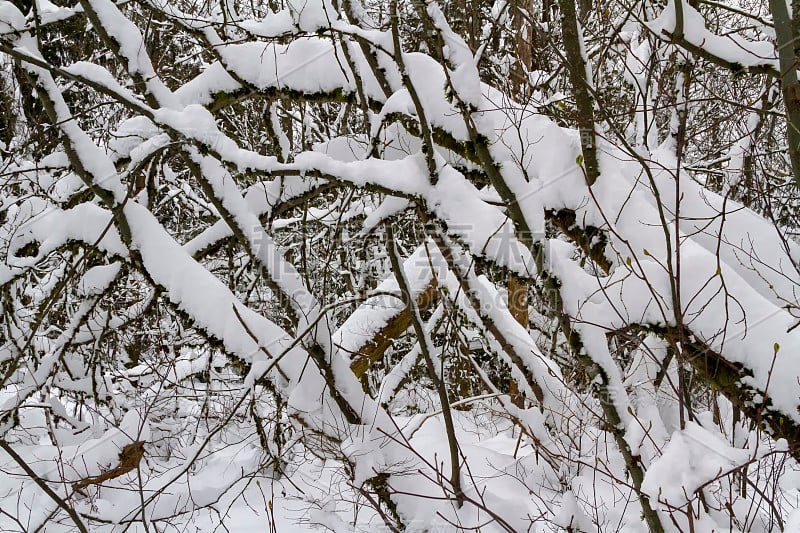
[1,0,800,531]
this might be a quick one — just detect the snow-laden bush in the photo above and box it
[0,0,799,531]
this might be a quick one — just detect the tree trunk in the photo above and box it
[558,0,600,185]
[769,0,800,186]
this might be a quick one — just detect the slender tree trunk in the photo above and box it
[769,0,800,186]
[510,0,533,97]
[558,0,600,185]
[507,274,528,407]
